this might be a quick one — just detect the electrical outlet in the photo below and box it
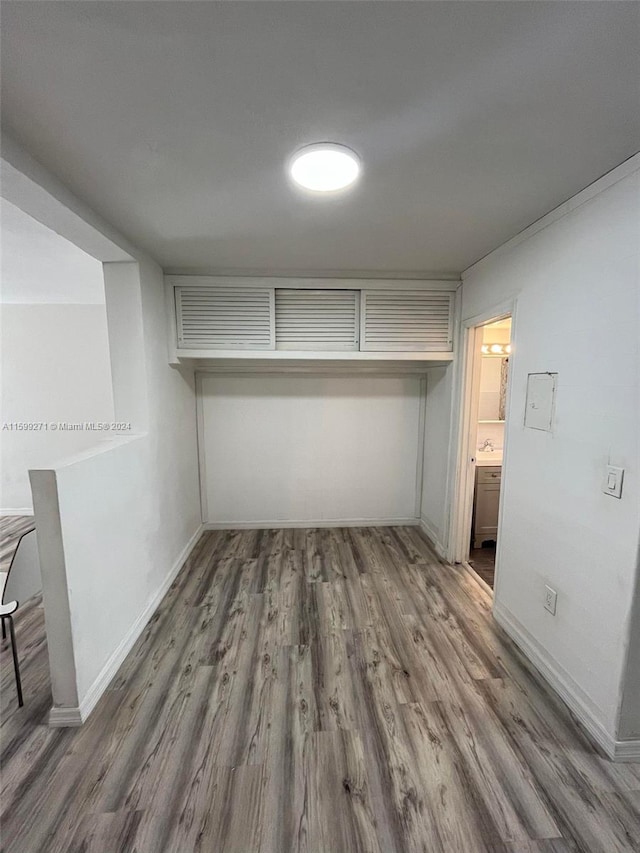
[544,585,557,615]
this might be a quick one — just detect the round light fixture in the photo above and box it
[289,143,360,192]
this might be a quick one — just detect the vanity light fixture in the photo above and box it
[482,343,511,356]
[289,143,360,192]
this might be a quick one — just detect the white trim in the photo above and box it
[49,706,83,727]
[463,153,640,280]
[195,373,208,524]
[195,370,430,381]
[448,323,482,563]
[613,740,640,762]
[0,508,34,516]
[204,518,419,530]
[165,269,461,281]
[414,377,427,520]
[460,302,516,337]
[48,523,204,727]
[419,516,446,559]
[438,284,462,556]
[1,132,136,264]
[448,300,517,568]
[495,602,640,762]
[486,306,517,601]
[166,275,459,292]
[176,348,454,362]
[165,276,180,365]
[190,362,443,377]
[494,601,619,760]
[461,559,493,597]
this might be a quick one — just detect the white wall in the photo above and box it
[1,198,106,304]
[199,374,423,526]
[420,366,454,551]
[3,137,202,724]
[461,164,640,749]
[31,258,202,722]
[1,304,115,511]
[0,200,114,512]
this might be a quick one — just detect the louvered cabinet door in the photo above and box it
[360,290,454,351]
[275,290,360,351]
[175,286,275,350]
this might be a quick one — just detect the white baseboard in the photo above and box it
[48,524,204,728]
[203,517,420,530]
[1,507,34,516]
[49,706,83,727]
[460,560,493,596]
[419,516,446,558]
[493,601,627,761]
[612,739,640,761]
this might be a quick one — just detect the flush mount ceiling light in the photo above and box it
[289,143,360,192]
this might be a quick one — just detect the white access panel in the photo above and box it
[198,374,423,525]
[524,372,557,431]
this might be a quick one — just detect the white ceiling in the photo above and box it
[2,2,638,276]
[0,199,105,304]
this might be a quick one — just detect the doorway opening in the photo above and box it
[455,315,512,591]
[1,197,114,716]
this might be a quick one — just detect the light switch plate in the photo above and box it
[603,465,624,499]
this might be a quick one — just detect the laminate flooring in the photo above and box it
[1,527,639,852]
[0,516,35,574]
[468,545,496,589]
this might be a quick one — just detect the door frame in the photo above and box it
[447,299,517,596]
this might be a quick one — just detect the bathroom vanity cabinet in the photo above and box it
[472,465,501,548]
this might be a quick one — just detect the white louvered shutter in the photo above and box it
[175,286,274,350]
[361,291,454,351]
[275,290,359,351]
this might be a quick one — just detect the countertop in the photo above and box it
[476,454,503,467]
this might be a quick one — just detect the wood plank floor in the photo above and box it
[1,527,639,852]
[468,545,496,588]
[0,515,35,574]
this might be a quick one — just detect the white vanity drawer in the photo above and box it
[477,466,501,484]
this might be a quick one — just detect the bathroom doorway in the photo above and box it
[451,311,513,593]
[468,318,511,587]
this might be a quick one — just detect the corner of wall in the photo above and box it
[29,467,80,711]
[419,515,446,559]
[615,543,640,745]
[493,601,619,759]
